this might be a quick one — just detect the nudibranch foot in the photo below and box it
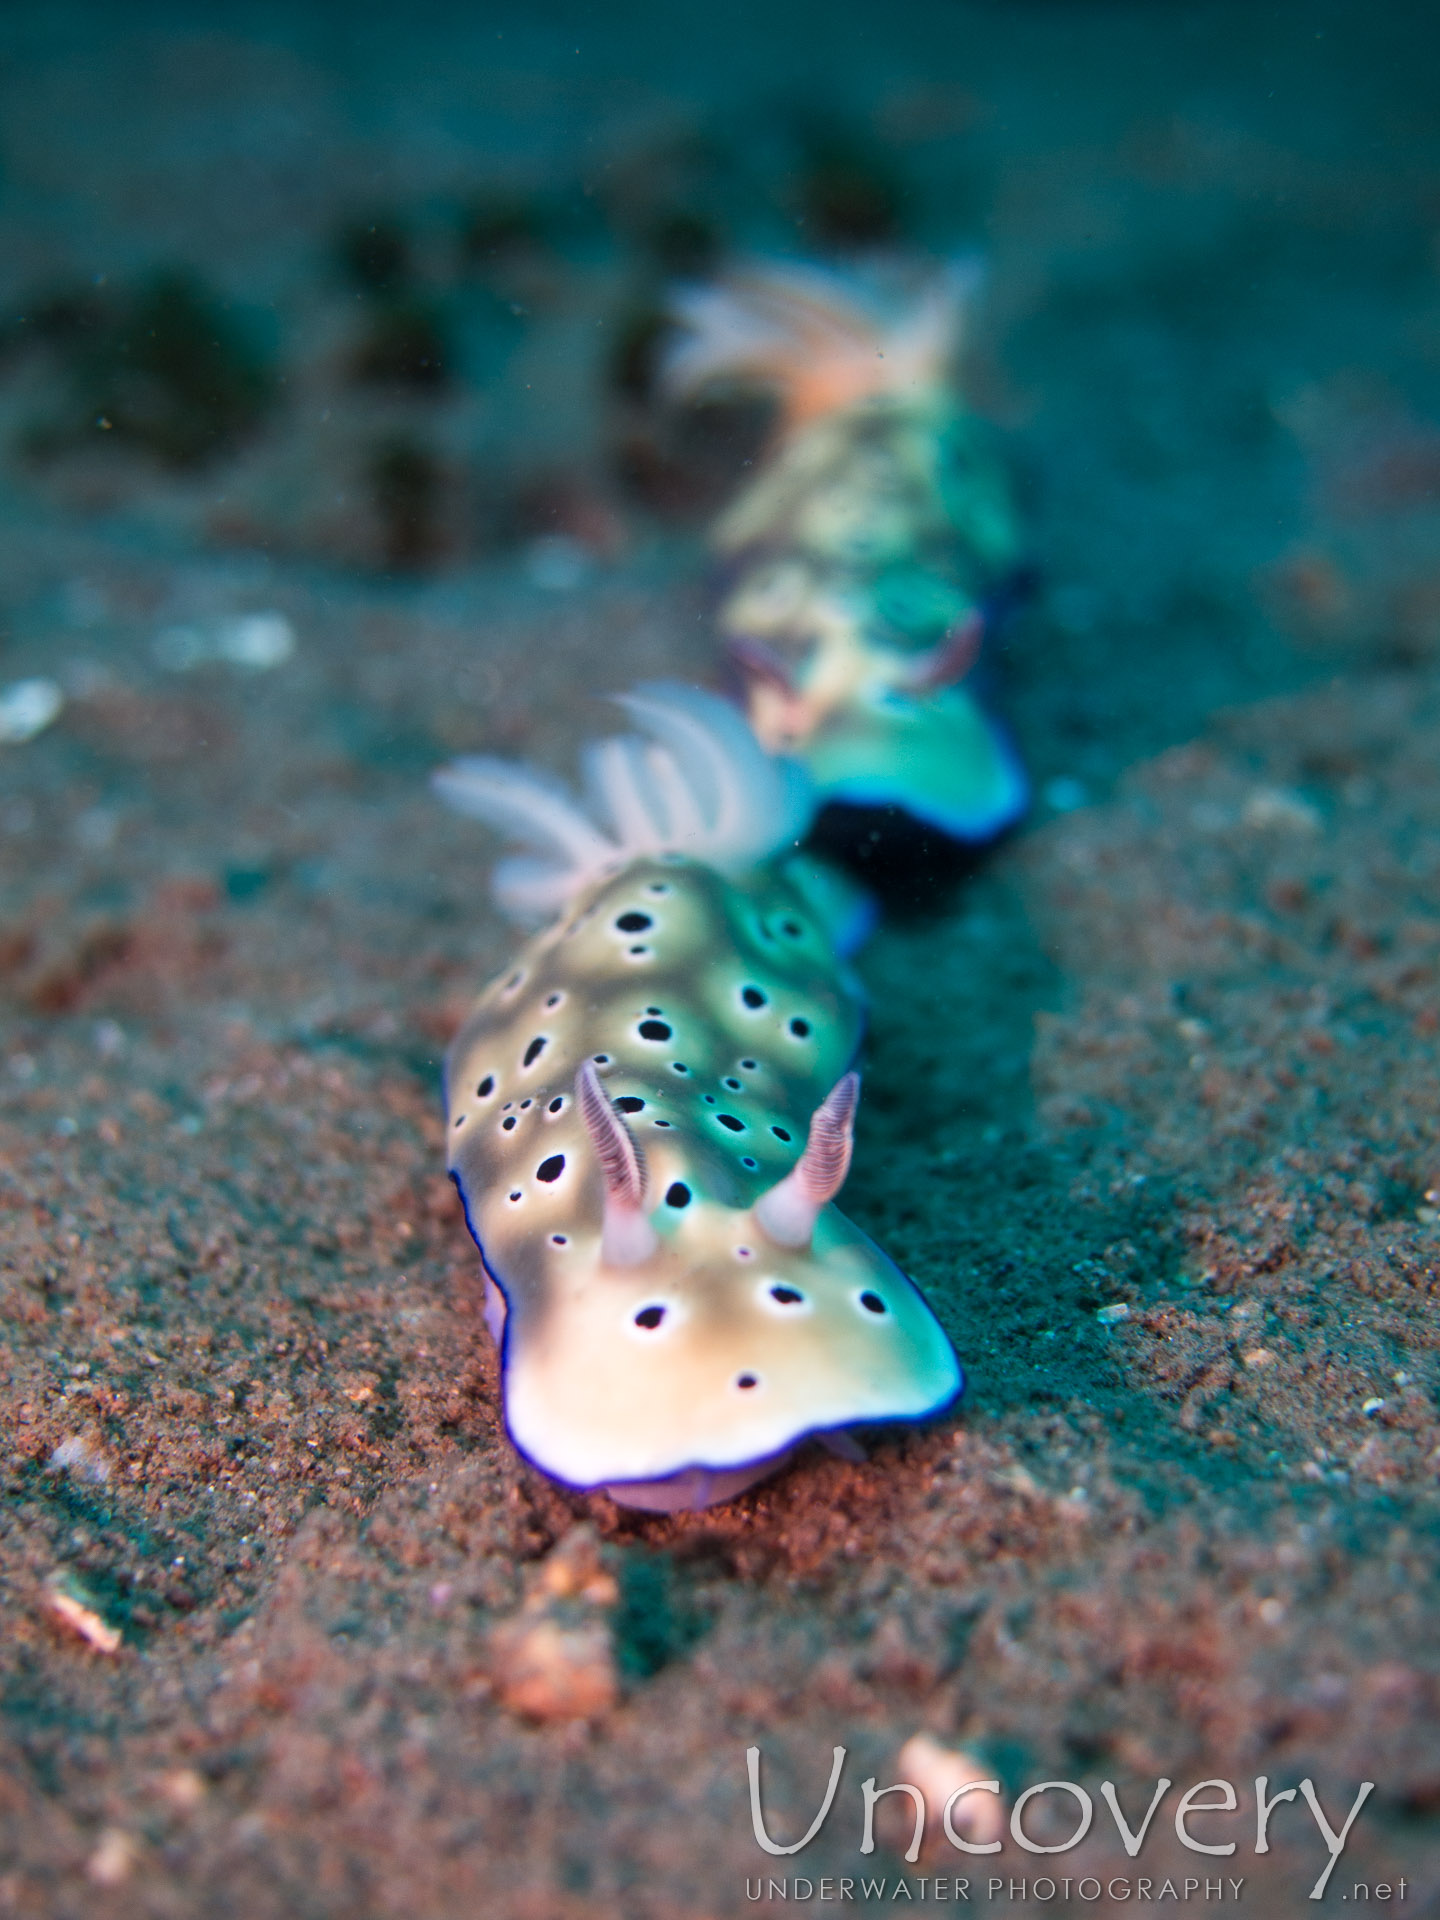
[601,1452,795,1513]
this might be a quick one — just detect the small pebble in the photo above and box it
[1362,1397,1386,1416]
[490,1616,617,1722]
[993,1464,1041,1498]
[534,1524,618,1606]
[87,1828,137,1886]
[94,1020,125,1059]
[488,1525,620,1721]
[1242,786,1321,833]
[154,1768,207,1812]
[891,1735,1005,1857]
[1096,1301,1130,1325]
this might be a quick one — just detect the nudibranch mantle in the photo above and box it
[435,687,961,1508]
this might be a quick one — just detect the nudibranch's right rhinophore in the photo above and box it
[663,259,1029,843]
[433,686,961,1510]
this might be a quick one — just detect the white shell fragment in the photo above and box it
[0,676,63,744]
[45,1573,122,1653]
[894,1735,1007,1855]
[87,1829,139,1887]
[47,1434,111,1484]
[152,611,295,673]
[215,612,295,669]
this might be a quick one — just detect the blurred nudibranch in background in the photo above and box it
[662,258,1030,844]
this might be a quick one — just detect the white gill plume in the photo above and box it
[661,258,983,424]
[432,683,812,922]
[753,1071,861,1248]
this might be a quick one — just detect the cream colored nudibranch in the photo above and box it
[432,686,961,1510]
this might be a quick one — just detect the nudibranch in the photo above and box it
[663,259,1029,842]
[433,686,961,1509]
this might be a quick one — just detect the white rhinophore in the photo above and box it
[575,1060,659,1268]
[755,1072,861,1249]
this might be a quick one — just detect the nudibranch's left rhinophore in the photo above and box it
[433,686,962,1510]
[663,259,1029,844]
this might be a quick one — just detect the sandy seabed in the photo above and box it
[0,3,1438,1914]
